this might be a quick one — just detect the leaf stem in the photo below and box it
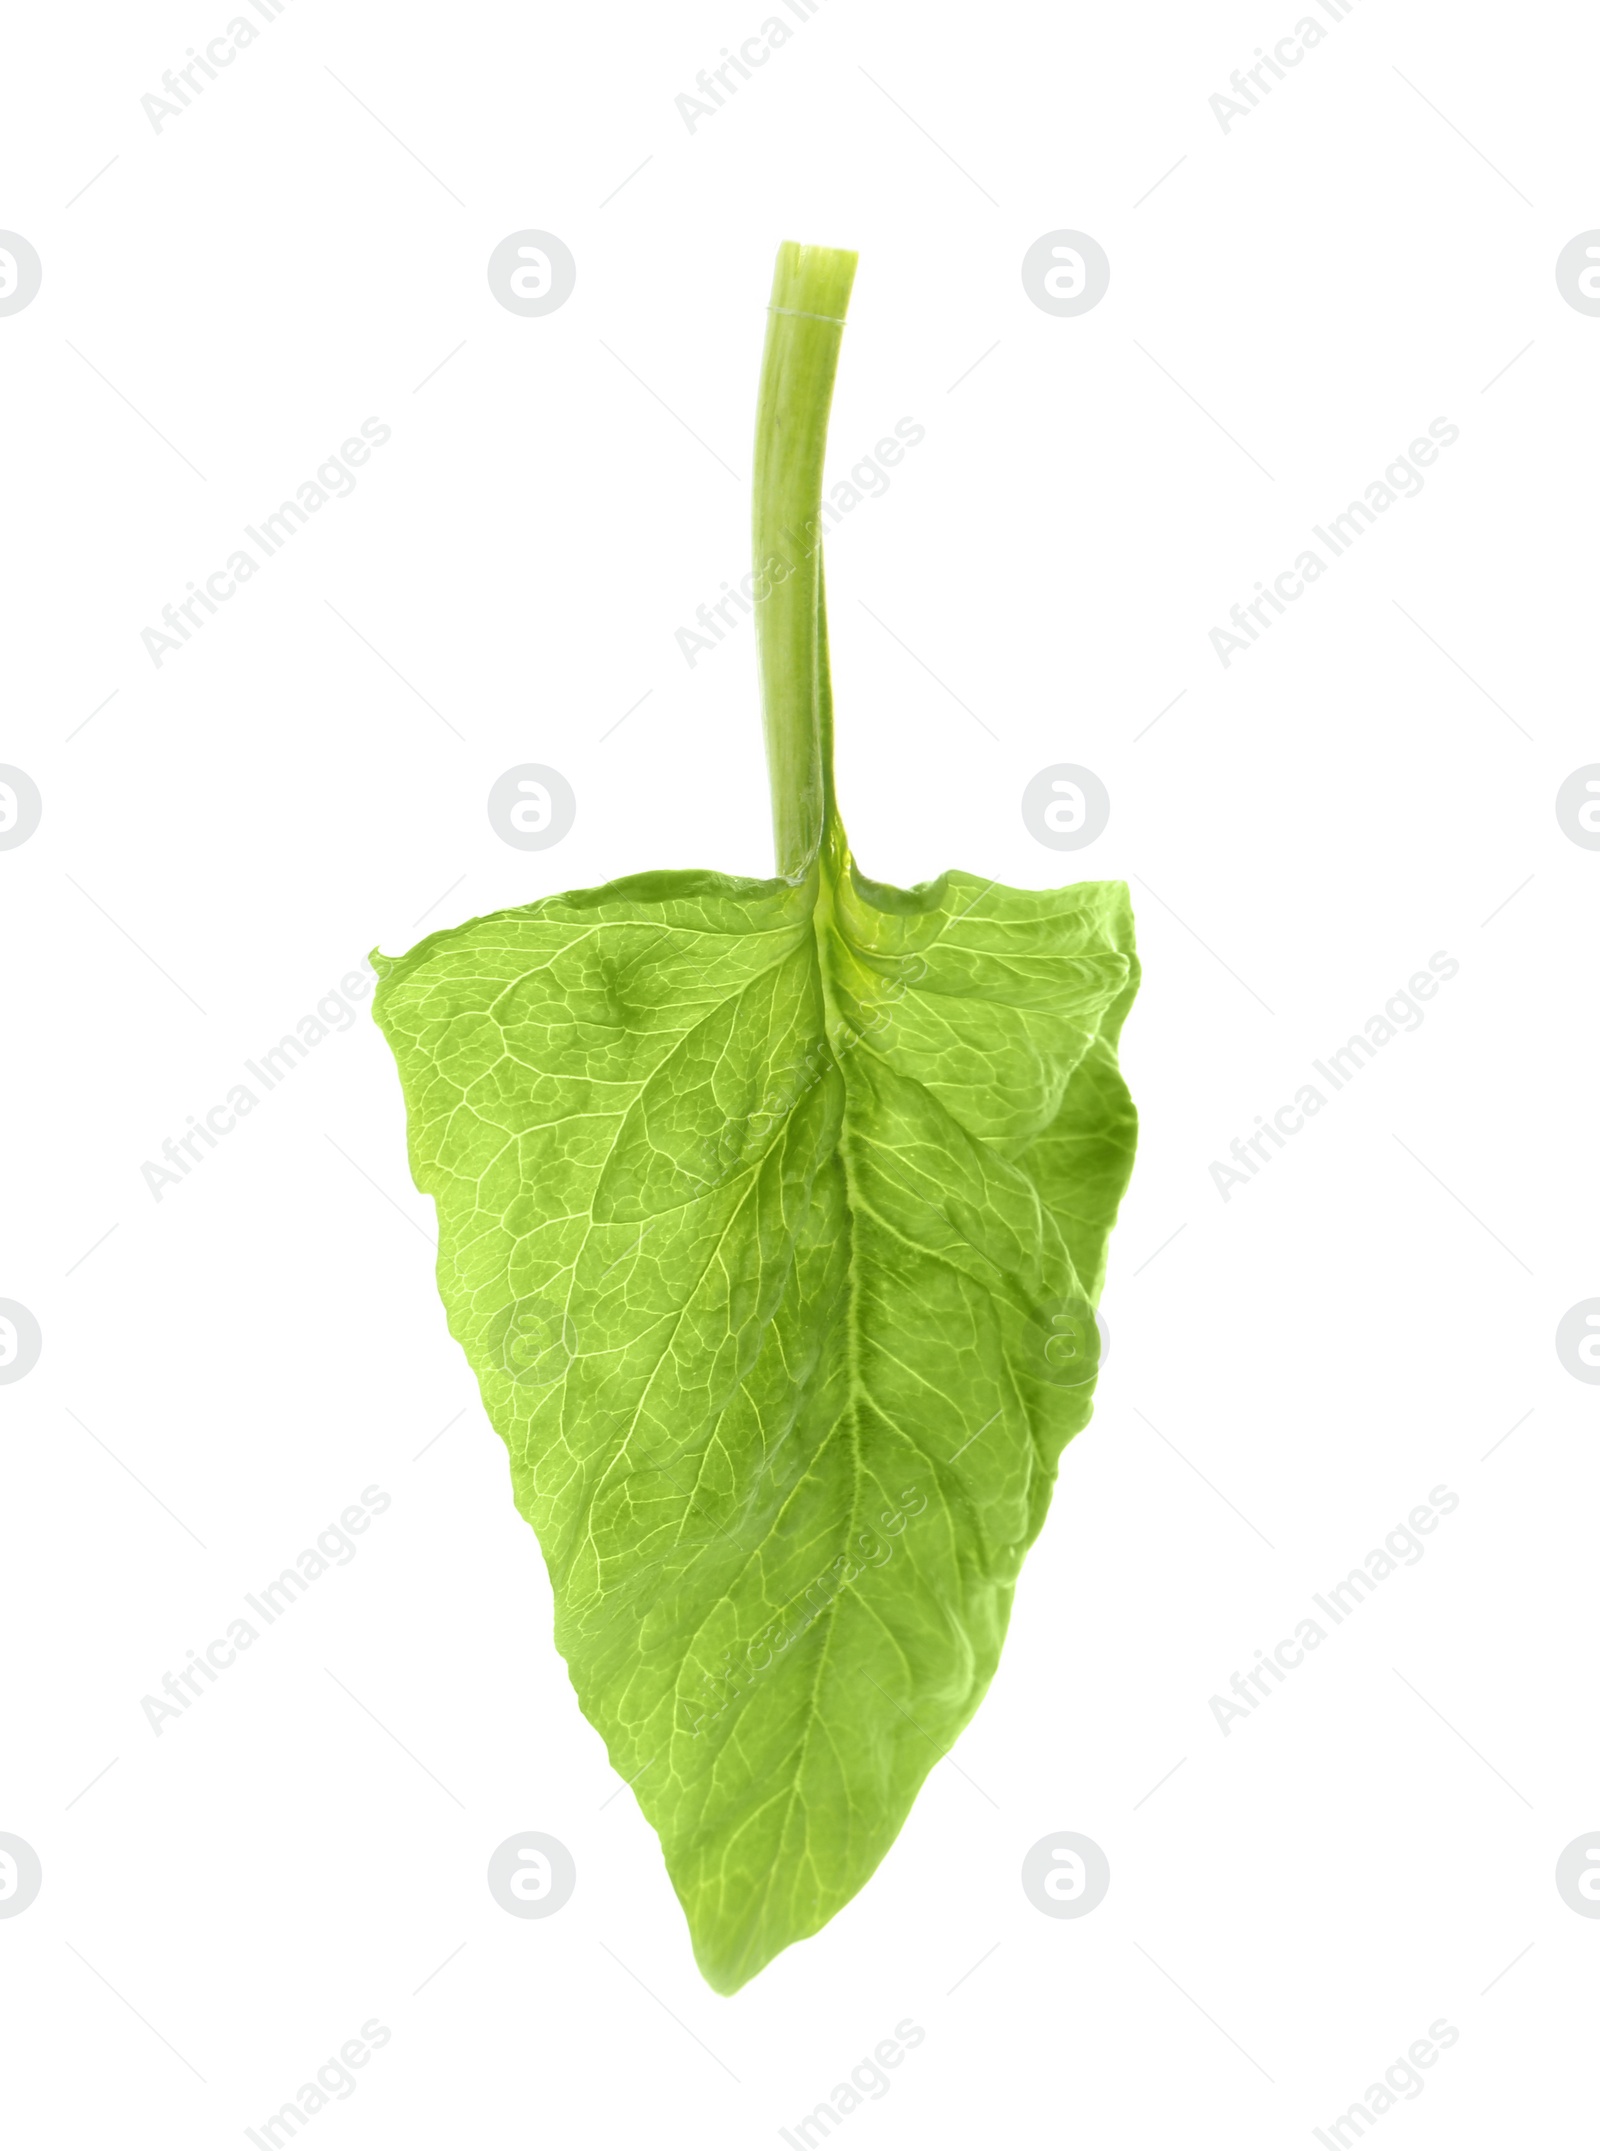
[752,241,858,878]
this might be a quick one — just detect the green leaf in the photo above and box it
[370,243,1138,1992]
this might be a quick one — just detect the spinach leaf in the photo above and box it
[372,243,1139,1993]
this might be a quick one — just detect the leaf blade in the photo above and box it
[372,853,1137,1990]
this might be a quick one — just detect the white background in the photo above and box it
[3,1,1597,2144]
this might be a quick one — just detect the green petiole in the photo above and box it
[751,241,858,878]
